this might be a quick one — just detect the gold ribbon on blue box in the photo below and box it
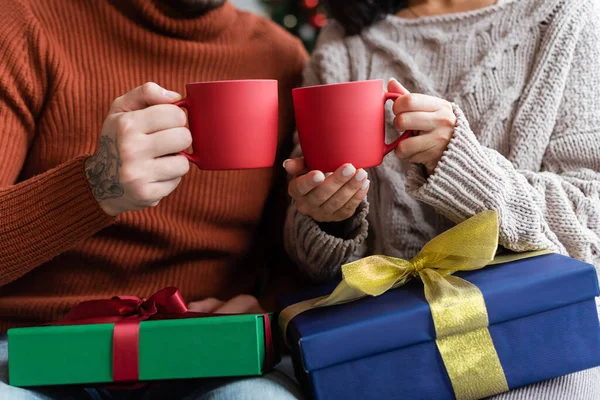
[279,211,551,400]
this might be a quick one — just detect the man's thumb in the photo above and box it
[110,82,182,113]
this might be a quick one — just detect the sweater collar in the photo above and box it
[112,0,237,41]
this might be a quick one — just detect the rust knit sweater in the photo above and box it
[0,0,307,332]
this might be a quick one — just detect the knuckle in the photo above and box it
[117,137,138,161]
[163,157,189,179]
[110,97,124,112]
[332,174,350,186]
[439,104,456,127]
[311,192,330,205]
[106,113,121,126]
[342,202,356,218]
[116,114,135,135]
[141,82,159,98]
[393,96,409,113]
[301,182,317,197]
[396,114,407,129]
[426,118,437,131]
[444,101,454,113]
[344,200,360,213]
[395,142,406,158]
[175,107,188,127]
[434,129,451,143]
[178,155,191,175]
[171,177,182,189]
[348,179,364,190]
[235,294,259,307]
[308,193,329,208]
[404,95,417,109]
[186,301,200,310]
[327,198,345,211]
[392,98,401,114]
[119,166,138,184]
[438,114,455,128]
[180,128,193,149]
[136,184,157,203]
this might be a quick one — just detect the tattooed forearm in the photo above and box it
[85,135,124,201]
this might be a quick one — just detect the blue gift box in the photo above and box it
[279,254,600,400]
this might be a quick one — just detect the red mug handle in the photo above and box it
[174,99,196,164]
[382,92,414,155]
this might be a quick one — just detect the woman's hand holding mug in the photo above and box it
[388,78,456,175]
[284,158,370,223]
[287,78,411,223]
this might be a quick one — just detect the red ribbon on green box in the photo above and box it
[50,287,274,383]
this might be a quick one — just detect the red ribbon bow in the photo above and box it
[52,288,274,383]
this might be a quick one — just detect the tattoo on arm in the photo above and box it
[85,135,124,201]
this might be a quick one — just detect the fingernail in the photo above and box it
[283,159,290,169]
[325,172,333,177]
[361,179,370,191]
[388,78,399,85]
[163,89,182,100]
[355,169,367,181]
[342,164,356,177]
[313,171,325,183]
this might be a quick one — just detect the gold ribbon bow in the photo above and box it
[280,211,550,400]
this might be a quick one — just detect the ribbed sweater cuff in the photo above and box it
[286,200,369,282]
[0,156,115,284]
[406,104,504,222]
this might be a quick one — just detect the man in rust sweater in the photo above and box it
[0,0,307,398]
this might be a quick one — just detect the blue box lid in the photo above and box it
[279,253,599,372]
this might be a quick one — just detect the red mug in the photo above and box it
[292,79,412,172]
[175,80,278,170]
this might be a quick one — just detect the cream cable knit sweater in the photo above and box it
[285,0,600,283]
[284,1,600,397]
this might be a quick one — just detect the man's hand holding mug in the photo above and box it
[86,80,279,217]
[85,82,192,217]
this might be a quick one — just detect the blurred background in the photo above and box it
[231,0,327,51]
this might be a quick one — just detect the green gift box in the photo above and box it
[7,288,276,387]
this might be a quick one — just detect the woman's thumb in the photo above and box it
[387,78,410,95]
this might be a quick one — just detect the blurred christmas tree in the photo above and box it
[261,0,327,51]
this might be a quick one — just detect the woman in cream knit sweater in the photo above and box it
[283,0,600,398]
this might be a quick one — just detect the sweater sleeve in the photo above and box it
[407,14,600,264]
[0,1,113,287]
[283,22,370,281]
